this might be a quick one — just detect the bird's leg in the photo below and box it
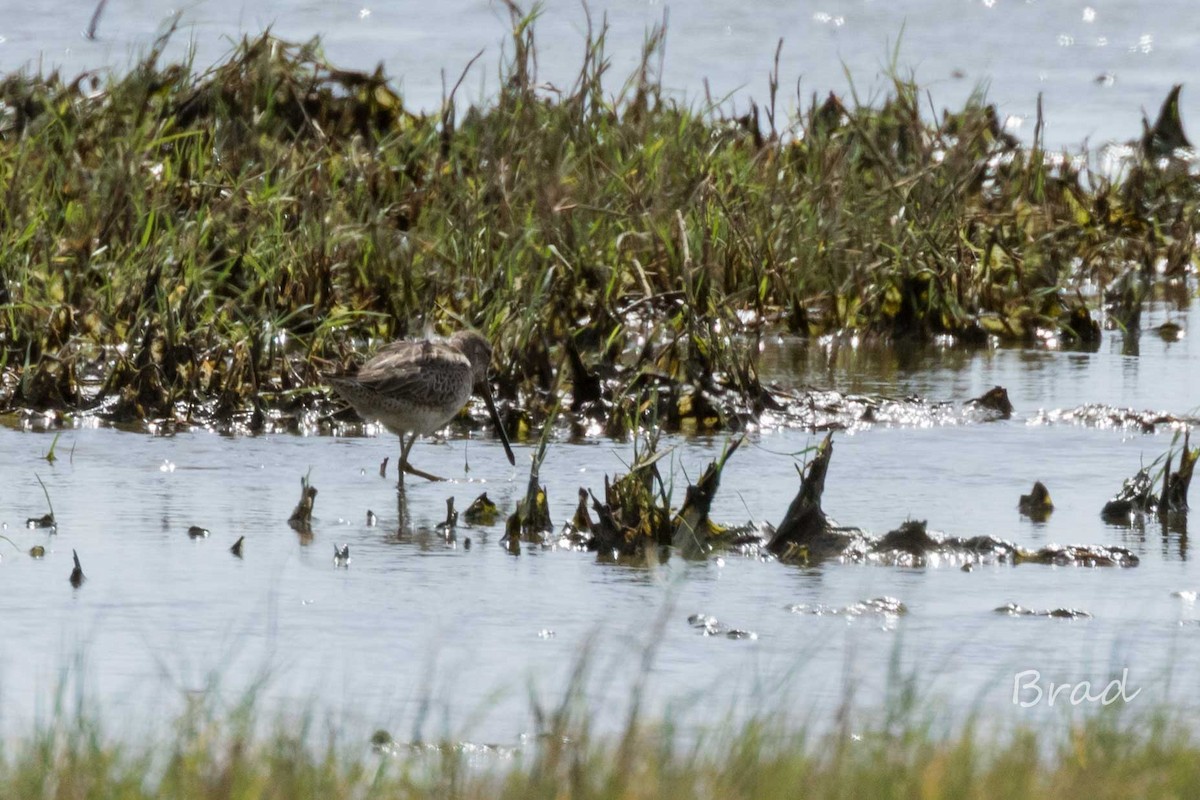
[397,432,414,485]
[403,462,447,482]
[399,431,445,482]
[394,478,411,532]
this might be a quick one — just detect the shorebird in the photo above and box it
[326,330,516,482]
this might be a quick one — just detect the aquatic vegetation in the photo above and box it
[670,435,743,558]
[1102,434,1199,523]
[288,473,318,533]
[994,603,1092,619]
[583,462,669,561]
[762,433,1138,568]
[504,403,555,545]
[1018,481,1054,521]
[436,497,459,534]
[0,9,1195,434]
[68,549,84,587]
[463,492,499,526]
[26,473,57,530]
[40,431,61,463]
[577,424,691,562]
[767,432,866,562]
[24,513,54,529]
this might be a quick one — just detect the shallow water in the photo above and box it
[0,0,1196,148]
[1,297,1198,743]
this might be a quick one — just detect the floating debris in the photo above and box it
[1019,481,1054,521]
[26,513,55,529]
[760,388,963,431]
[994,603,1092,619]
[29,545,45,559]
[366,510,377,527]
[786,597,908,617]
[724,629,757,640]
[69,550,85,587]
[187,526,210,539]
[537,629,555,639]
[1017,544,1139,567]
[966,386,1013,419]
[687,613,757,640]
[333,544,351,566]
[230,536,244,558]
[1031,404,1193,433]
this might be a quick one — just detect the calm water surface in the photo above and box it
[0,0,1196,147]
[0,298,1198,742]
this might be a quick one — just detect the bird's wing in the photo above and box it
[351,341,472,403]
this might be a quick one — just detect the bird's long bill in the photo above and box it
[481,386,516,465]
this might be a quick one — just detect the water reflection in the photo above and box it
[1121,333,1140,358]
[1106,515,1188,561]
[759,295,1196,415]
[760,336,982,394]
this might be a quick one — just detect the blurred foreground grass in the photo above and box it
[3,697,1198,799]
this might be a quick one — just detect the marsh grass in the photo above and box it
[3,688,1199,799]
[0,3,1196,433]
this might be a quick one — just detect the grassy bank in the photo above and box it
[0,5,1196,432]
[3,699,1199,799]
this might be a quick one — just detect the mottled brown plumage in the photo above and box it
[327,331,515,481]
